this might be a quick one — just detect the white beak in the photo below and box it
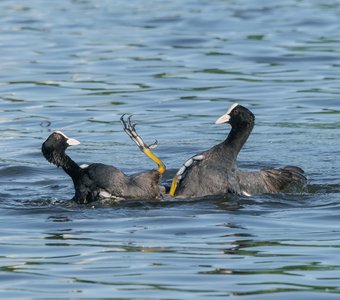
[54,130,81,146]
[67,138,81,146]
[214,103,239,124]
[215,113,231,124]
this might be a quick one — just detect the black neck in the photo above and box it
[47,151,81,178]
[224,121,254,159]
[61,154,81,178]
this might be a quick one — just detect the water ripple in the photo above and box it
[0,0,339,298]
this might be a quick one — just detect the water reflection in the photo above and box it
[47,215,72,222]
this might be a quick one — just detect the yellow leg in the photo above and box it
[121,114,166,176]
[143,148,166,175]
[169,175,179,196]
[168,154,204,197]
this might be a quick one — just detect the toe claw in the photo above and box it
[120,114,127,128]
[127,115,134,128]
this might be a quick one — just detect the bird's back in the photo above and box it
[237,166,307,195]
[175,143,239,197]
[74,163,164,203]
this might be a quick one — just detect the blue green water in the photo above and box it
[0,0,339,299]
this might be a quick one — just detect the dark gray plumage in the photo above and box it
[42,117,165,204]
[170,104,306,197]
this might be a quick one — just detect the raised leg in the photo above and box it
[120,114,166,175]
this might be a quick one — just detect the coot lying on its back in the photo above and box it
[170,103,306,197]
[42,115,166,204]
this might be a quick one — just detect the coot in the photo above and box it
[170,103,306,197]
[42,115,166,203]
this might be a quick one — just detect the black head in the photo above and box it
[215,103,255,128]
[42,131,80,166]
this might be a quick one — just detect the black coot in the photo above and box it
[42,115,166,203]
[170,103,306,197]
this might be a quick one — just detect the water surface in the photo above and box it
[0,0,339,299]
